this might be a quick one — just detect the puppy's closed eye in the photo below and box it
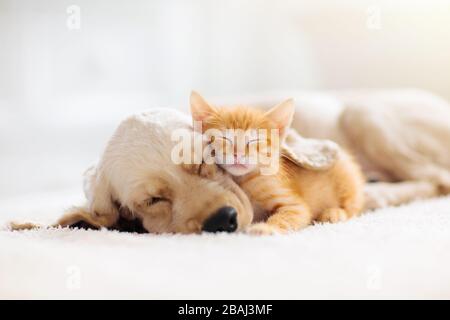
[146,197,168,206]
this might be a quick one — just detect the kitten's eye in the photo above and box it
[212,136,233,149]
[146,197,168,206]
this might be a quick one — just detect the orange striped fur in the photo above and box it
[190,91,365,235]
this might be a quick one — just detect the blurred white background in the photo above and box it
[1,0,450,202]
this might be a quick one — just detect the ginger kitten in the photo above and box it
[190,91,365,235]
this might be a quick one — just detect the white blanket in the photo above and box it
[1,190,449,299]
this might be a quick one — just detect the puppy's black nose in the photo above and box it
[202,206,238,233]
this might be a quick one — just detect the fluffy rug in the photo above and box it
[1,190,450,299]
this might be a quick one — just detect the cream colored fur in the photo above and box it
[10,90,450,233]
[11,109,253,234]
[221,89,450,209]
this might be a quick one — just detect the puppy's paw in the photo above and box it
[438,182,450,195]
[364,196,388,211]
[245,223,282,236]
[318,208,349,224]
[8,221,42,231]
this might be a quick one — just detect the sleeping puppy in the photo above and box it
[11,109,253,234]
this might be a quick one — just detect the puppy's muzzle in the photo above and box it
[202,206,238,233]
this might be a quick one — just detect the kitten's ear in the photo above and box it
[264,99,295,137]
[190,91,217,122]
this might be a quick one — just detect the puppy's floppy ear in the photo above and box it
[56,207,102,230]
[190,91,217,124]
[282,129,340,171]
[81,166,120,227]
[263,98,295,139]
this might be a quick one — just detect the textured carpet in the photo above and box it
[1,191,449,299]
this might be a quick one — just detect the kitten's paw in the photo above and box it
[180,163,201,175]
[318,208,349,224]
[245,223,282,236]
[364,187,390,210]
[181,162,218,179]
[199,162,218,179]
